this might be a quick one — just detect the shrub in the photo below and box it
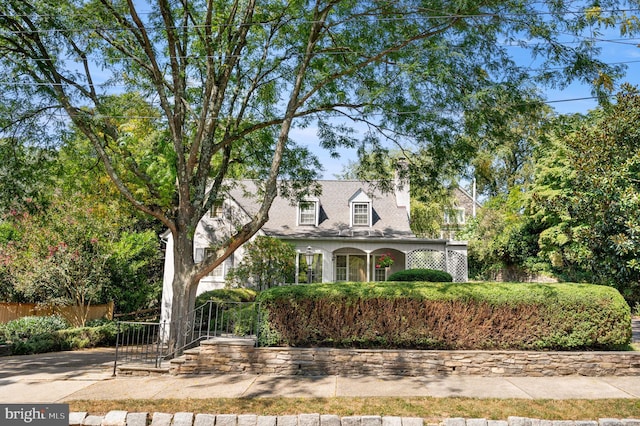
[225,236,296,290]
[11,334,62,355]
[387,268,452,282]
[257,282,631,350]
[257,313,280,347]
[0,315,69,342]
[193,289,259,338]
[6,321,118,355]
[216,304,259,336]
[195,288,257,307]
[55,322,119,349]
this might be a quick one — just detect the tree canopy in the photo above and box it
[0,0,631,349]
[463,85,640,305]
[531,85,640,302]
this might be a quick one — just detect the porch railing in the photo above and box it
[112,301,259,374]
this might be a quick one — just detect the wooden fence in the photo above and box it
[0,301,114,326]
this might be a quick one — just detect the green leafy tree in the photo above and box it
[0,139,56,216]
[0,100,164,315]
[3,196,112,326]
[460,187,545,280]
[226,236,296,291]
[0,193,163,321]
[461,109,591,280]
[104,230,163,314]
[530,85,640,303]
[463,90,554,198]
[527,119,585,279]
[0,0,628,350]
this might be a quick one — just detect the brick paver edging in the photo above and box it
[68,412,640,426]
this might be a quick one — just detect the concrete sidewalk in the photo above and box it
[61,373,640,402]
[1,347,640,403]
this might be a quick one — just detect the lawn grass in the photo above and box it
[67,397,640,422]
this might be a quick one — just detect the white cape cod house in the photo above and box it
[160,178,469,323]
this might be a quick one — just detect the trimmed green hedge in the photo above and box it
[195,288,257,307]
[387,269,453,282]
[257,282,632,350]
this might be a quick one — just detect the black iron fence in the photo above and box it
[113,301,260,373]
[112,321,168,372]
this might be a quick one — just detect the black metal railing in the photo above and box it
[112,321,168,372]
[112,301,259,374]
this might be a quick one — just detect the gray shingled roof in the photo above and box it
[226,180,416,239]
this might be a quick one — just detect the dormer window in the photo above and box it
[349,189,372,227]
[298,200,318,226]
[352,202,369,225]
[210,200,224,218]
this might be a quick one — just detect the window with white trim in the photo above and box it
[210,200,224,218]
[352,202,370,226]
[205,248,225,278]
[335,255,347,281]
[444,207,465,225]
[298,201,317,225]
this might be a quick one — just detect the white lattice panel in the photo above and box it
[447,250,468,282]
[407,248,468,282]
[408,249,446,271]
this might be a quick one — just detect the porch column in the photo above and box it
[366,250,371,282]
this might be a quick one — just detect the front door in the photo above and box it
[348,255,366,281]
[335,254,367,282]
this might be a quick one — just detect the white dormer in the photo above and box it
[349,189,372,227]
[297,197,319,226]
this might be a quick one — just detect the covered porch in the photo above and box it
[290,238,468,284]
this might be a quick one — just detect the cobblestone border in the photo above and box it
[68,412,640,426]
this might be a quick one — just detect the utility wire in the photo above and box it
[0,6,639,34]
[0,56,638,88]
[4,92,614,121]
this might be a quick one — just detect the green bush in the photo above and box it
[257,282,631,350]
[195,288,257,307]
[192,289,259,338]
[257,312,280,347]
[217,304,259,336]
[0,315,69,341]
[55,322,119,349]
[387,268,453,282]
[11,334,63,355]
[6,321,118,355]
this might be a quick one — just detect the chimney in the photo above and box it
[394,158,410,218]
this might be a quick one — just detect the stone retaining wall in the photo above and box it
[68,412,640,426]
[169,338,640,377]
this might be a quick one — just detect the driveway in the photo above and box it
[0,347,115,403]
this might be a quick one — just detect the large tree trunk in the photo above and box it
[168,231,199,354]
